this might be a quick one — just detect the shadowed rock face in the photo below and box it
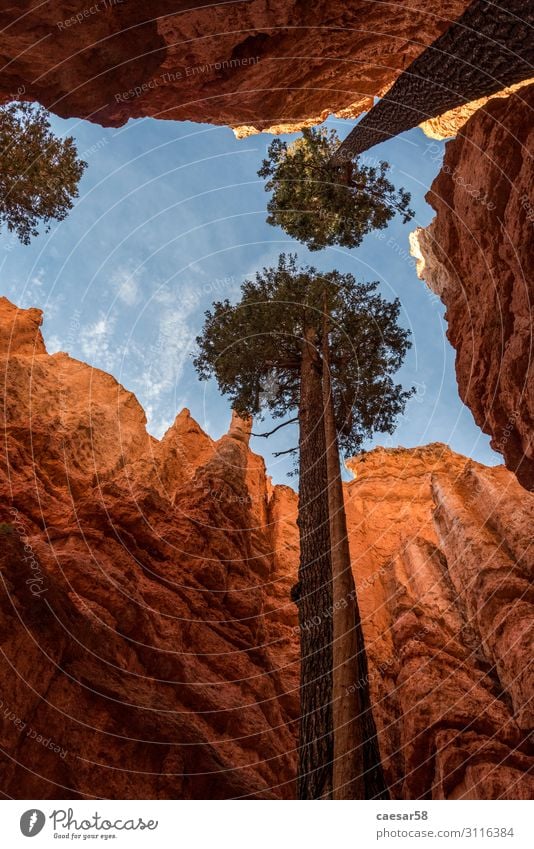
[0,1,469,132]
[333,0,534,161]
[0,298,532,799]
[411,83,534,491]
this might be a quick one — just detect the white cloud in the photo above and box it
[146,411,174,440]
[28,269,45,291]
[80,313,118,371]
[118,276,139,306]
[46,334,62,354]
[142,306,195,394]
[16,267,47,308]
[112,266,141,306]
[132,289,201,435]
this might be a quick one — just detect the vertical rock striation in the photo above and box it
[345,445,533,799]
[411,83,534,490]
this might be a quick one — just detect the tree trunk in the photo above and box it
[294,325,333,799]
[322,310,389,800]
[332,0,534,162]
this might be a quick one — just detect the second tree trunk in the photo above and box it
[322,312,389,800]
[295,325,334,799]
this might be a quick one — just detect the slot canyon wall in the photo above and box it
[0,0,469,132]
[0,298,532,799]
[411,82,534,491]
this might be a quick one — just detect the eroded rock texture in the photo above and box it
[411,83,534,491]
[0,1,468,132]
[346,446,533,799]
[0,296,299,799]
[0,299,532,799]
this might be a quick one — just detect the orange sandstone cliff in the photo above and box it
[411,83,534,491]
[0,297,532,799]
[0,1,469,133]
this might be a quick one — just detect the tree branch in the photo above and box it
[346,181,411,218]
[272,446,298,457]
[251,416,298,438]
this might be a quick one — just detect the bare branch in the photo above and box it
[272,446,298,457]
[251,416,298,438]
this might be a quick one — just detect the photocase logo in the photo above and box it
[20,810,46,837]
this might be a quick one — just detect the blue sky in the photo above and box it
[0,110,500,483]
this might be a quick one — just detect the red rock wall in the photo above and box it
[411,84,534,490]
[0,297,299,799]
[0,298,532,799]
[346,447,534,799]
[0,1,468,132]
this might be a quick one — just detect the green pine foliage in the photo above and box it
[194,253,413,458]
[258,127,414,251]
[0,102,86,245]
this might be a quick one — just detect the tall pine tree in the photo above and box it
[194,253,413,798]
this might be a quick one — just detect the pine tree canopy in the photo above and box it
[194,254,414,457]
[0,102,87,245]
[257,127,414,252]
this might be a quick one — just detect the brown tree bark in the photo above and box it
[332,0,534,162]
[293,325,333,800]
[322,306,389,800]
